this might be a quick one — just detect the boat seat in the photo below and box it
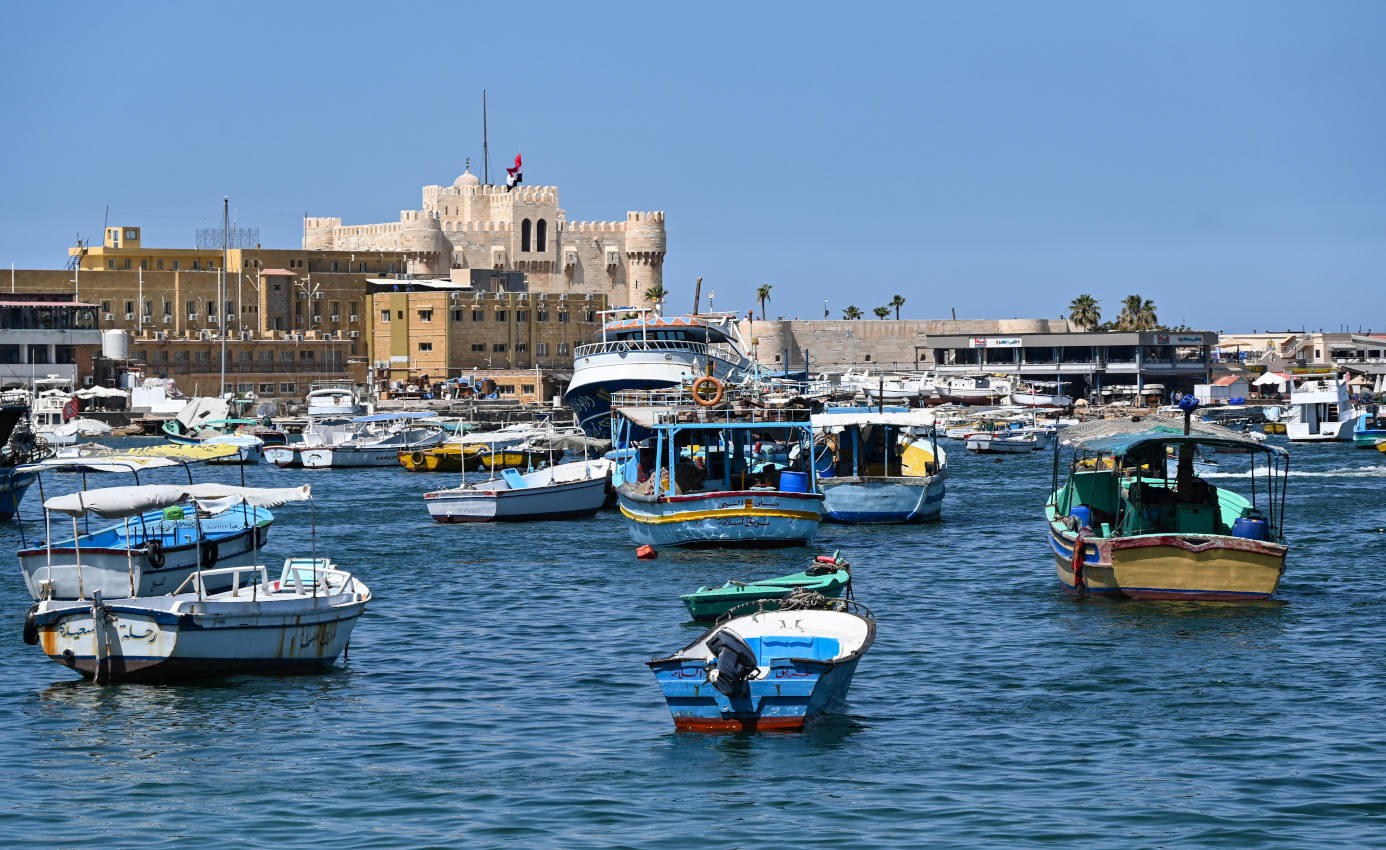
[500,468,527,489]
[742,635,840,663]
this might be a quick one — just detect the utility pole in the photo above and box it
[692,276,702,315]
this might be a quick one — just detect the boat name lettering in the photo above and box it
[120,625,156,643]
[715,517,772,528]
[57,623,94,639]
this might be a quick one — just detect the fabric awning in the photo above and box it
[43,483,312,519]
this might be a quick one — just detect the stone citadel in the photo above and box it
[302,164,666,309]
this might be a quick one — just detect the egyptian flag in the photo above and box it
[505,154,523,191]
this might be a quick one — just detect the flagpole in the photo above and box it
[483,90,489,185]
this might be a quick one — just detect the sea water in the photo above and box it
[1,438,1384,848]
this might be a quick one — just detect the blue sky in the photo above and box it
[2,1,1382,333]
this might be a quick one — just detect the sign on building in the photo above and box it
[969,337,1021,348]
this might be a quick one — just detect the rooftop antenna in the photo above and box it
[483,90,490,185]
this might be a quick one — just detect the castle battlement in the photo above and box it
[626,211,665,223]
[565,220,626,233]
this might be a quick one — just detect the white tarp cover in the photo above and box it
[46,418,113,436]
[75,386,129,399]
[1253,372,1292,388]
[43,483,312,518]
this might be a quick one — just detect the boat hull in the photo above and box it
[1049,522,1286,601]
[820,476,944,523]
[650,655,862,731]
[302,445,411,468]
[618,489,823,547]
[424,475,607,522]
[1010,391,1073,409]
[0,470,37,520]
[263,446,303,468]
[32,594,365,682]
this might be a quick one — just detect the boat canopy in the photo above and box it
[349,411,437,423]
[602,315,736,345]
[1059,416,1286,457]
[43,483,312,519]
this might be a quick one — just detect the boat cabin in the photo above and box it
[1050,430,1288,542]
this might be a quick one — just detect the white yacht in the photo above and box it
[1286,373,1361,442]
[305,380,368,418]
[937,374,1013,405]
[1010,380,1073,409]
[564,310,754,438]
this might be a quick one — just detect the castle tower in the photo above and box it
[399,210,448,274]
[302,217,340,251]
[624,211,666,311]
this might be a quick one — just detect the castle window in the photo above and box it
[536,343,548,356]
[516,310,528,322]
[471,343,485,352]
[493,343,507,352]
[452,310,463,322]
[331,261,338,272]
[172,260,180,270]
[418,310,433,323]
[107,260,115,269]
[472,309,483,321]
[537,309,548,322]
[157,260,164,270]
[419,342,433,352]
[536,220,547,252]
[380,310,390,323]
[521,219,532,252]
[495,311,507,322]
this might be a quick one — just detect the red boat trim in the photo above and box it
[660,490,824,504]
[1107,534,1287,556]
[673,715,807,732]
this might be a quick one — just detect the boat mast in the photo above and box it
[220,197,228,397]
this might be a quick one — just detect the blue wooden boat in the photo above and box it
[648,597,875,731]
[1354,406,1386,448]
[810,409,947,523]
[611,389,825,547]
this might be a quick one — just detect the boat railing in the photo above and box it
[173,562,358,598]
[574,338,711,358]
[611,387,815,424]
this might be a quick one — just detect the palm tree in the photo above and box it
[873,306,891,320]
[1117,294,1158,330]
[643,285,668,316]
[842,305,863,320]
[755,284,773,321]
[1068,294,1101,330]
[890,294,906,320]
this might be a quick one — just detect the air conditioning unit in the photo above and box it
[349,314,358,322]
[330,315,340,322]
[199,330,212,340]
[162,315,172,324]
[314,292,324,300]
[208,314,218,324]
[349,331,360,338]
[225,313,235,322]
[297,291,307,298]
[104,313,115,321]
[155,331,166,340]
[240,330,253,340]
[125,312,135,320]
[188,313,199,320]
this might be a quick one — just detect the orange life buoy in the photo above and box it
[692,376,724,407]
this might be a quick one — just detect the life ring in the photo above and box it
[200,541,219,569]
[692,376,724,407]
[615,342,629,354]
[145,539,165,569]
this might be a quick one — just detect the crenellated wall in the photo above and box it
[306,171,664,301]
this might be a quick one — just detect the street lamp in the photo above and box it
[707,289,716,312]
[823,299,828,319]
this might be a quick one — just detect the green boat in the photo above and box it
[680,554,851,621]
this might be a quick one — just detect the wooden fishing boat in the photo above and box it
[422,459,610,522]
[1045,413,1290,601]
[28,558,369,683]
[680,554,851,621]
[397,442,544,472]
[16,480,299,600]
[648,595,875,731]
[610,389,825,547]
[810,410,947,523]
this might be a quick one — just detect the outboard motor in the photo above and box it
[706,629,759,697]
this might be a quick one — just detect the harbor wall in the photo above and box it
[741,317,1075,371]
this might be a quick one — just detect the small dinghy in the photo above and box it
[680,552,851,621]
[423,459,611,523]
[648,595,875,731]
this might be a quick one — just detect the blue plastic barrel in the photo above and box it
[1232,517,1268,541]
[1070,505,1092,528]
[779,471,810,493]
